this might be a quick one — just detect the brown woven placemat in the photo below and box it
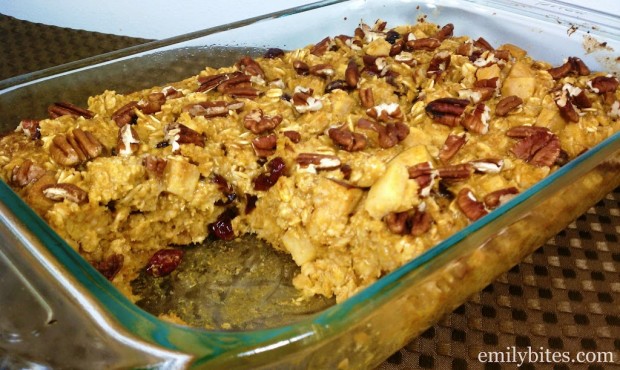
[1,13,618,369]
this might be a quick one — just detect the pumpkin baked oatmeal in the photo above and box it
[0,20,618,303]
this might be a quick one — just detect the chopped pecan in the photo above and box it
[484,187,519,209]
[389,39,405,57]
[296,153,341,170]
[42,183,88,204]
[11,160,46,187]
[366,103,402,122]
[283,130,302,143]
[554,90,580,123]
[362,55,388,76]
[406,37,441,51]
[237,56,265,78]
[457,188,488,221]
[309,63,335,78]
[252,134,277,157]
[146,249,184,277]
[474,77,499,89]
[547,56,590,79]
[328,124,367,152]
[137,92,166,114]
[184,100,244,118]
[439,133,467,162]
[117,124,140,156]
[473,37,494,51]
[495,95,523,116]
[425,98,469,127]
[112,101,138,127]
[48,102,94,119]
[253,157,287,191]
[16,119,41,140]
[164,123,205,149]
[455,41,474,57]
[509,127,560,167]
[162,86,184,99]
[384,211,410,235]
[427,50,451,78]
[470,158,504,173]
[143,155,167,178]
[461,103,490,134]
[49,129,103,167]
[243,109,282,134]
[93,254,124,281]
[345,59,360,87]
[436,163,473,180]
[587,75,619,94]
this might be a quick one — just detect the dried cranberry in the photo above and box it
[94,254,124,281]
[145,249,183,277]
[264,48,285,59]
[385,30,400,44]
[253,157,287,191]
[208,207,239,240]
[245,194,258,214]
[212,173,236,206]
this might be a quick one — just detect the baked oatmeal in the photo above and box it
[0,20,618,302]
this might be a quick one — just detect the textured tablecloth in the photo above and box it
[1,14,618,369]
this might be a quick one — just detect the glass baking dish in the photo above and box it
[0,0,619,368]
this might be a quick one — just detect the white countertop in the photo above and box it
[1,0,618,40]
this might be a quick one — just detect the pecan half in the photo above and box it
[470,158,504,173]
[547,56,590,80]
[146,249,184,277]
[509,127,560,167]
[243,109,283,134]
[93,254,124,281]
[325,80,352,93]
[366,103,402,122]
[345,59,360,87]
[237,56,265,78]
[457,188,488,221]
[311,37,333,56]
[328,124,367,151]
[359,87,375,108]
[406,37,441,51]
[137,92,166,114]
[15,119,40,140]
[11,160,46,187]
[384,208,432,236]
[495,95,523,116]
[143,155,167,178]
[283,130,302,143]
[309,63,335,78]
[427,50,451,78]
[408,162,437,197]
[506,125,550,138]
[426,98,469,127]
[484,187,519,209]
[252,134,277,157]
[588,75,619,94]
[357,118,409,149]
[184,100,244,118]
[296,153,341,170]
[48,102,94,119]
[461,103,490,134]
[117,124,140,156]
[112,101,138,127]
[292,89,323,113]
[436,163,473,180]
[197,72,241,93]
[49,129,103,167]
[253,157,287,191]
[435,23,454,41]
[439,133,467,162]
[42,183,88,204]
[164,123,205,149]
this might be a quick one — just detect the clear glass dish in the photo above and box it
[0,0,619,368]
